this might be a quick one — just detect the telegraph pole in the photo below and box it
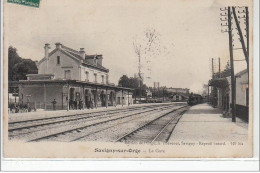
[232,7,248,68]
[139,77,142,102]
[245,7,249,64]
[220,6,236,122]
[212,58,214,79]
[208,81,210,103]
[138,55,142,102]
[245,7,250,100]
[228,7,236,122]
[162,87,165,102]
[233,6,249,81]
[218,57,221,78]
[211,58,214,105]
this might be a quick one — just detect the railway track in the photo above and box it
[9,103,172,126]
[9,103,184,141]
[27,105,177,142]
[70,106,186,142]
[115,106,188,143]
[8,103,175,137]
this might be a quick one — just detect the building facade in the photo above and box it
[11,43,134,110]
[170,93,188,102]
[234,69,249,121]
[165,88,190,95]
[209,69,249,122]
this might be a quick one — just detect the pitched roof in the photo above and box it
[38,44,109,72]
[85,55,102,59]
[38,48,58,64]
[208,78,229,88]
[61,45,109,72]
[235,69,248,77]
[61,45,84,61]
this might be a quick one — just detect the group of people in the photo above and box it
[9,102,35,113]
[51,98,95,111]
[69,99,84,110]
[85,97,95,109]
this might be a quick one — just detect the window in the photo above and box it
[94,73,97,83]
[106,74,109,84]
[85,71,89,81]
[65,70,71,79]
[57,56,60,65]
[101,75,104,84]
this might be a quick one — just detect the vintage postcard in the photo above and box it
[3,0,255,158]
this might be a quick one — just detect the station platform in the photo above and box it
[168,103,249,142]
[8,102,181,122]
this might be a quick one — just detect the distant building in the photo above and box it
[9,43,134,110]
[146,89,153,98]
[169,93,188,102]
[165,88,190,95]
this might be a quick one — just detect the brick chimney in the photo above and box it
[44,43,51,73]
[79,48,85,59]
[55,42,62,49]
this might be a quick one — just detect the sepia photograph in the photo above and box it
[2,0,257,162]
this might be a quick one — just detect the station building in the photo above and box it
[10,43,134,110]
[209,69,249,122]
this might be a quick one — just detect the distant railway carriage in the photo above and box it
[187,94,203,106]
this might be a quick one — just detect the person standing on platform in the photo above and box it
[79,99,83,110]
[51,99,57,111]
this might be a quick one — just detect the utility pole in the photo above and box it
[245,7,249,65]
[211,58,214,105]
[233,6,250,88]
[228,7,236,122]
[212,58,214,79]
[220,6,236,122]
[139,77,142,102]
[162,87,165,102]
[208,81,210,103]
[133,39,143,104]
[218,57,221,78]
[245,7,250,105]
[138,55,142,103]
[232,7,249,71]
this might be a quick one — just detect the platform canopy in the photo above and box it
[9,79,135,92]
[208,78,229,88]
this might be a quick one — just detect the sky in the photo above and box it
[5,0,249,93]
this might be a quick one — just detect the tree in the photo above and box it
[8,46,21,81]
[133,28,171,82]
[128,77,139,88]
[118,75,130,87]
[12,59,38,81]
[8,46,38,81]
[213,61,231,78]
[118,75,147,97]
